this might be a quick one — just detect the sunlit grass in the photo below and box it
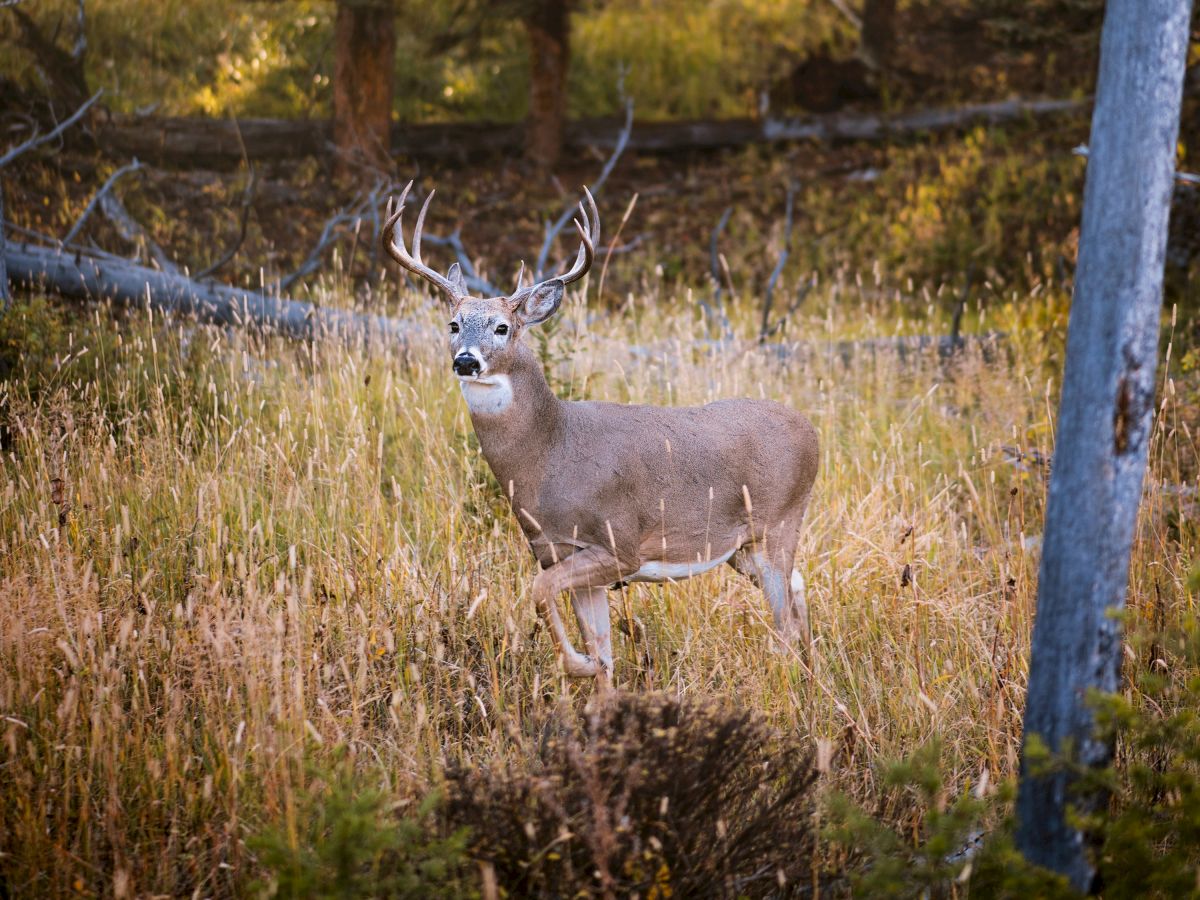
[0,282,1196,896]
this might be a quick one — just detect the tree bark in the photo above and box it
[1014,0,1192,891]
[858,0,896,71]
[524,0,571,168]
[333,0,396,179]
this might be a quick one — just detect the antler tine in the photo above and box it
[556,186,600,286]
[382,180,460,300]
[412,188,434,264]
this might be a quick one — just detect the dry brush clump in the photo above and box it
[447,690,819,899]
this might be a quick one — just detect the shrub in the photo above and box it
[446,691,820,899]
[249,755,472,899]
[0,295,70,384]
[828,622,1200,899]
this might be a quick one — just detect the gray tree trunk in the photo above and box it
[1015,0,1193,891]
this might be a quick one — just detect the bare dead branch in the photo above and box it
[1,186,9,309]
[6,241,411,343]
[759,182,796,342]
[71,0,86,62]
[0,89,101,168]
[99,189,180,276]
[826,0,862,31]
[1073,143,1200,185]
[62,158,142,245]
[195,168,257,280]
[420,229,498,294]
[698,206,733,336]
[534,95,634,279]
[280,180,391,292]
[5,220,128,264]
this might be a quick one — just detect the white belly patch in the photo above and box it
[630,547,737,583]
[459,374,513,416]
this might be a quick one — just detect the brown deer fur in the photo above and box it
[383,184,819,680]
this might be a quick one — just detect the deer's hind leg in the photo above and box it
[729,529,810,650]
[531,548,621,680]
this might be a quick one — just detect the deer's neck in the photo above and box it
[463,343,562,498]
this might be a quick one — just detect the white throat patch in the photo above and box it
[459,374,513,416]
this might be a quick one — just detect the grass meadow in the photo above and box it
[1,275,1197,896]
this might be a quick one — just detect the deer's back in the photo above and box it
[529,397,818,562]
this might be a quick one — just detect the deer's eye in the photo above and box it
[495,324,509,336]
[449,322,460,334]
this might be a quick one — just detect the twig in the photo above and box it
[534,95,634,279]
[598,234,645,257]
[946,264,974,356]
[62,158,142,245]
[420,229,497,294]
[195,168,257,280]
[5,220,127,263]
[699,206,733,336]
[0,89,101,168]
[759,182,796,342]
[596,192,638,305]
[1,184,9,309]
[279,179,393,292]
[1073,143,1200,186]
[763,278,815,341]
[71,0,86,61]
[826,0,862,31]
[99,189,179,275]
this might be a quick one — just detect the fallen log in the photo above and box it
[102,96,1090,168]
[4,242,413,342]
[7,239,1004,363]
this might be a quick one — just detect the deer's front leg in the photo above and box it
[570,587,613,682]
[531,548,622,680]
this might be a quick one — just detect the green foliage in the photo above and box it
[249,754,472,899]
[0,296,70,385]
[800,125,1085,291]
[1076,623,1200,899]
[825,740,998,898]
[0,0,847,121]
[573,0,847,119]
[829,624,1200,899]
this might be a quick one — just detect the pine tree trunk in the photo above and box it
[1014,0,1193,891]
[858,0,895,71]
[332,0,396,179]
[524,0,570,168]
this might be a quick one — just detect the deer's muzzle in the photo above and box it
[453,352,482,377]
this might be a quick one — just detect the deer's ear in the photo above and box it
[446,262,468,296]
[512,279,564,327]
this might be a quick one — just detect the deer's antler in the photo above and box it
[554,186,600,286]
[382,181,462,301]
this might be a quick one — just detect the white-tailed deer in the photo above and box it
[383,182,818,680]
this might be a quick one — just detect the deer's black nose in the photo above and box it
[453,353,481,376]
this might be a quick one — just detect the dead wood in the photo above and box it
[101,96,1090,168]
[5,240,411,343]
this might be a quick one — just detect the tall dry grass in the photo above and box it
[0,281,1195,896]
